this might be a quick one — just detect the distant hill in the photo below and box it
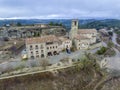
[80,19,120,29]
[0,19,120,30]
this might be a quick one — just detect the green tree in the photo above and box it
[96,47,107,55]
[59,23,63,26]
[16,22,22,26]
[107,41,114,48]
[55,23,59,26]
[34,32,38,37]
[49,22,54,26]
[37,33,40,37]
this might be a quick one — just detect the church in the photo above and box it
[69,19,97,50]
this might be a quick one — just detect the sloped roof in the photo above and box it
[78,29,97,34]
[74,35,90,40]
[26,35,59,44]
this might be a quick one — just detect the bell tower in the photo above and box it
[69,19,78,39]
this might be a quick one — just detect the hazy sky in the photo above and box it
[0,0,120,19]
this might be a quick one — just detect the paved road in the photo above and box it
[48,50,85,64]
[0,50,85,72]
[106,48,120,70]
[105,32,120,70]
[112,33,120,47]
[0,47,101,73]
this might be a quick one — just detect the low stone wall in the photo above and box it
[89,42,102,50]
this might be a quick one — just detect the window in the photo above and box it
[41,54,44,58]
[41,45,44,49]
[30,45,33,50]
[56,46,57,48]
[47,47,49,49]
[31,56,34,59]
[74,21,77,26]
[36,55,39,58]
[35,45,38,49]
[31,51,33,54]
[53,46,54,49]
[66,45,68,48]
[41,50,44,53]
[36,51,39,54]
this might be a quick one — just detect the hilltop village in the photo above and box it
[0,20,99,60]
[26,20,98,59]
[0,19,104,74]
[7,18,120,76]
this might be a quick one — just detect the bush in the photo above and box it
[107,41,114,48]
[70,47,76,52]
[104,48,116,57]
[62,49,66,52]
[96,47,107,55]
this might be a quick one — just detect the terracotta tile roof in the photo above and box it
[26,35,58,44]
[74,35,90,40]
[58,37,70,42]
[78,29,97,34]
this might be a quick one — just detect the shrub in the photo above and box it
[96,47,107,55]
[62,49,66,52]
[70,46,76,52]
[107,41,114,48]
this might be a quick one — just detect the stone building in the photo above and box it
[69,20,97,50]
[78,29,97,44]
[58,37,72,50]
[0,24,66,39]
[26,35,72,59]
[74,35,90,50]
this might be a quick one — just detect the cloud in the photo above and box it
[0,0,120,19]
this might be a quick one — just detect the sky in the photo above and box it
[0,0,120,19]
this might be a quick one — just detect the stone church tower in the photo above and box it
[69,19,78,39]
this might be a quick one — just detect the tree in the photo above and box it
[108,31,113,36]
[70,40,77,52]
[70,46,76,52]
[34,32,38,37]
[55,23,59,26]
[37,33,40,37]
[16,22,22,26]
[49,22,63,26]
[49,22,54,26]
[107,41,114,48]
[39,59,49,70]
[96,47,107,55]
[59,23,63,26]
